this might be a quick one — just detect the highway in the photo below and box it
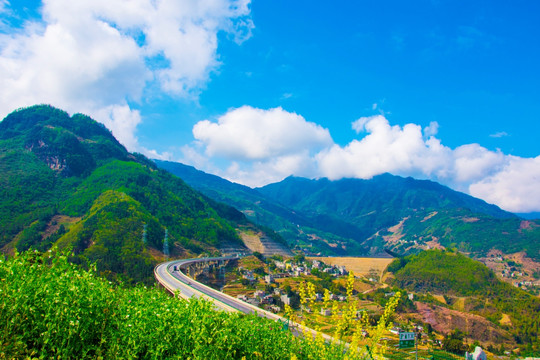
[155,256,253,313]
[154,256,338,342]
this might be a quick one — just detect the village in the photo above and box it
[480,252,540,295]
[231,255,352,314]
[194,254,428,343]
[186,253,484,359]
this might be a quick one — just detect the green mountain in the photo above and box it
[387,249,540,347]
[155,161,540,260]
[155,160,357,255]
[257,176,540,260]
[0,105,249,284]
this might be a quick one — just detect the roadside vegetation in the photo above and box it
[1,250,403,359]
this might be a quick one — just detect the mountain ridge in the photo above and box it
[156,160,540,260]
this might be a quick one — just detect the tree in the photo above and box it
[442,329,468,355]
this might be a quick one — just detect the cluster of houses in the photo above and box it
[240,258,348,285]
[483,255,540,291]
[235,289,282,313]
[235,258,351,314]
[513,280,540,290]
[274,259,348,277]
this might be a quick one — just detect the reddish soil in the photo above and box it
[414,302,512,344]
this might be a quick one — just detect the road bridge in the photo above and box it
[154,257,339,343]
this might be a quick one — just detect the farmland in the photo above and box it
[308,257,394,279]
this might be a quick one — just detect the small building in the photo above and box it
[466,347,487,360]
[236,294,248,302]
[254,290,265,298]
[280,294,291,305]
[243,271,255,282]
[320,308,331,316]
[247,298,260,306]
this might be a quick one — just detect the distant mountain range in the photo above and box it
[0,105,258,284]
[156,160,540,261]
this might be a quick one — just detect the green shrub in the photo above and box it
[0,250,352,359]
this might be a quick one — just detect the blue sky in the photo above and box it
[1,0,539,213]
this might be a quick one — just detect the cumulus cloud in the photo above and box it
[185,106,332,186]
[318,115,452,180]
[452,144,505,183]
[193,106,333,160]
[0,0,252,150]
[317,115,539,211]
[188,110,540,212]
[469,156,540,213]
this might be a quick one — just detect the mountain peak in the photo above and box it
[1,105,130,177]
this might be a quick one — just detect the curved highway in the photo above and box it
[154,257,337,342]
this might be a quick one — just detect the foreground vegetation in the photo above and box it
[1,250,407,359]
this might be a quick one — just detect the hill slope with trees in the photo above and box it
[0,105,251,284]
[387,249,540,351]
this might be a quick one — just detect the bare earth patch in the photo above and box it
[42,215,81,239]
[414,302,512,344]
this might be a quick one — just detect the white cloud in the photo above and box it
[320,115,452,180]
[0,0,252,150]
[317,115,539,211]
[452,144,505,183]
[193,106,333,160]
[188,110,540,212]
[91,105,142,151]
[469,156,540,213]
[140,147,173,161]
[0,0,9,14]
[490,131,509,138]
[423,121,439,137]
[185,106,332,186]
[222,151,317,187]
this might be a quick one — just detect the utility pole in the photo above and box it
[142,223,147,245]
[163,228,169,257]
[415,326,420,360]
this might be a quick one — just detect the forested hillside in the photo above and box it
[0,105,248,284]
[154,160,337,253]
[155,160,540,260]
[387,250,540,349]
